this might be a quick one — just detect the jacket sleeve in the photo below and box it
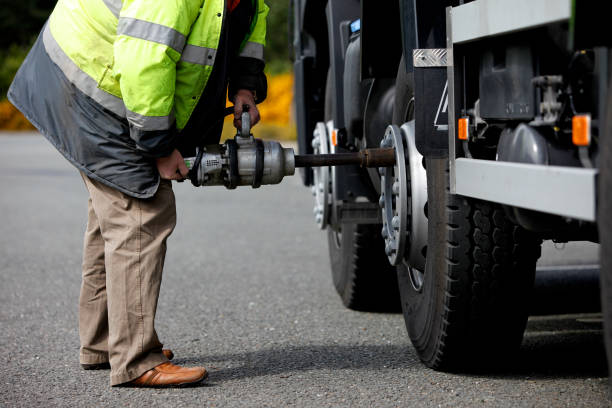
[228,57,268,104]
[114,0,201,158]
[228,0,269,104]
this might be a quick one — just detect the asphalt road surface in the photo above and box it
[0,134,608,407]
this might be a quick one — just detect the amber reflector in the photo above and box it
[458,117,469,140]
[572,114,591,146]
[331,129,338,146]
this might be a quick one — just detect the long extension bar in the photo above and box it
[294,147,396,168]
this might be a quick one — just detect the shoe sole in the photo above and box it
[174,371,209,388]
[123,370,209,388]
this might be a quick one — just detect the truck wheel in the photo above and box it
[328,224,400,311]
[598,75,612,389]
[398,158,541,369]
[392,54,414,126]
[323,69,400,312]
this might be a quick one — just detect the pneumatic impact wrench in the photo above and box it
[184,107,396,189]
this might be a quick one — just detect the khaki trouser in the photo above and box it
[79,174,176,385]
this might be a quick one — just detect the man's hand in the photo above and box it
[233,89,260,130]
[156,149,189,180]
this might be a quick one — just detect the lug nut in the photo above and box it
[392,181,400,194]
[379,196,385,208]
[385,242,396,256]
[381,226,388,239]
[392,215,400,230]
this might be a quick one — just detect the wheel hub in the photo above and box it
[311,122,331,229]
[379,121,428,273]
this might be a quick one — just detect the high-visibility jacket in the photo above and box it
[53,0,267,136]
[8,0,268,198]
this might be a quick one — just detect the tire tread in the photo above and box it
[401,160,542,370]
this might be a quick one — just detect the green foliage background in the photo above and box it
[0,0,290,99]
[264,0,290,74]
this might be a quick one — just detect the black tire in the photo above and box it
[328,224,400,311]
[392,54,414,126]
[598,72,612,390]
[323,69,400,312]
[397,157,542,370]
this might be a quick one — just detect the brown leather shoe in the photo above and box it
[162,349,174,360]
[127,362,208,387]
[81,349,174,370]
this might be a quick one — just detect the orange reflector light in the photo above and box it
[331,129,338,146]
[458,117,469,140]
[572,114,591,146]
